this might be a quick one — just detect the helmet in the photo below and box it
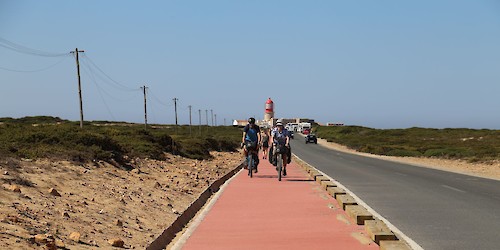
[248,117,256,124]
[276,122,283,126]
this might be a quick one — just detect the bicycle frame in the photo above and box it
[273,144,286,181]
[277,152,284,181]
[246,147,258,178]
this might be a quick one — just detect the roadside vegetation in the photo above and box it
[0,116,242,165]
[314,126,500,163]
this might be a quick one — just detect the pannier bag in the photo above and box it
[275,145,287,154]
[245,141,258,150]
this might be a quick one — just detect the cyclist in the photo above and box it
[242,117,261,173]
[270,121,290,176]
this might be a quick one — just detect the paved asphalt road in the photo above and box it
[290,137,500,250]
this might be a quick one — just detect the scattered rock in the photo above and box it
[48,188,61,197]
[108,238,125,247]
[62,211,70,218]
[45,241,57,250]
[115,219,123,227]
[131,169,140,174]
[3,171,8,175]
[8,185,21,193]
[34,234,50,244]
[55,240,65,248]
[69,232,81,242]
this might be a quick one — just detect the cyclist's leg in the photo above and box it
[252,150,258,173]
[283,154,287,176]
[243,147,249,169]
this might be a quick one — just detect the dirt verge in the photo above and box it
[0,151,242,249]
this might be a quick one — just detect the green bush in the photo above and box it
[0,116,242,165]
[314,125,499,162]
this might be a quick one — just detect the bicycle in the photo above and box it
[244,141,259,178]
[273,144,287,181]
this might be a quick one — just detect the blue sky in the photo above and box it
[1,1,499,129]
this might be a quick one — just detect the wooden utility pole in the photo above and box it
[198,109,202,136]
[210,109,214,126]
[70,48,85,128]
[173,98,178,133]
[141,86,148,130]
[205,110,208,125]
[188,105,192,136]
[205,109,209,133]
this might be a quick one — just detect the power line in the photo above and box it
[0,37,68,57]
[79,61,117,121]
[148,90,172,107]
[0,55,70,73]
[80,54,138,92]
[80,61,139,102]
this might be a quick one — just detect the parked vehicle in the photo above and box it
[297,122,311,133]
[302,128,311,135]
[289,131,294,139]
[305,134,317,144]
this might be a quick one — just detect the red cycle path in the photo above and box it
[180,154,378,250]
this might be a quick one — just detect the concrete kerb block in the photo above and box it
[336,194,357,210]
[365,219,397,244]
[309,171,322,180]
[345,205,374,225]
[320,180,336,190]
[302,165,312,172]
[326,186,346,198]
[315,176,329,184]
[379,240,411,250]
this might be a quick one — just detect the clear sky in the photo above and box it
[1,1,499,129]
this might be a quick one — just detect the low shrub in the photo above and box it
[0,116,242,165]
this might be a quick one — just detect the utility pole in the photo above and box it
[173,98,178,133]
[224,118,226,126]
[210,109,214,126]
[205,109,209,133]
[70,48,85,128]
[214,114,217,126]
[141,85,148,130]
[188,105,192,136]
[198,109,201,136]
[205,110,208,126]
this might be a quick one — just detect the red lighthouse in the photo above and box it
[264,98,274,121]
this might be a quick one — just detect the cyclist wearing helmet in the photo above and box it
[242,117,261,172]
[270,121,291,176]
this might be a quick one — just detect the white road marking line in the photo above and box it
[442,185,466,193]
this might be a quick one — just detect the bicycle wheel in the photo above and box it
[277,154,282,181]
[248,154,253,178]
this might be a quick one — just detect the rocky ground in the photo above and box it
[0,152,242,249]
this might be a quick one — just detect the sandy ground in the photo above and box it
[315,137,500,181]
[0,152,242,249]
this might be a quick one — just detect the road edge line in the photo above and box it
[293,154,424,250]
